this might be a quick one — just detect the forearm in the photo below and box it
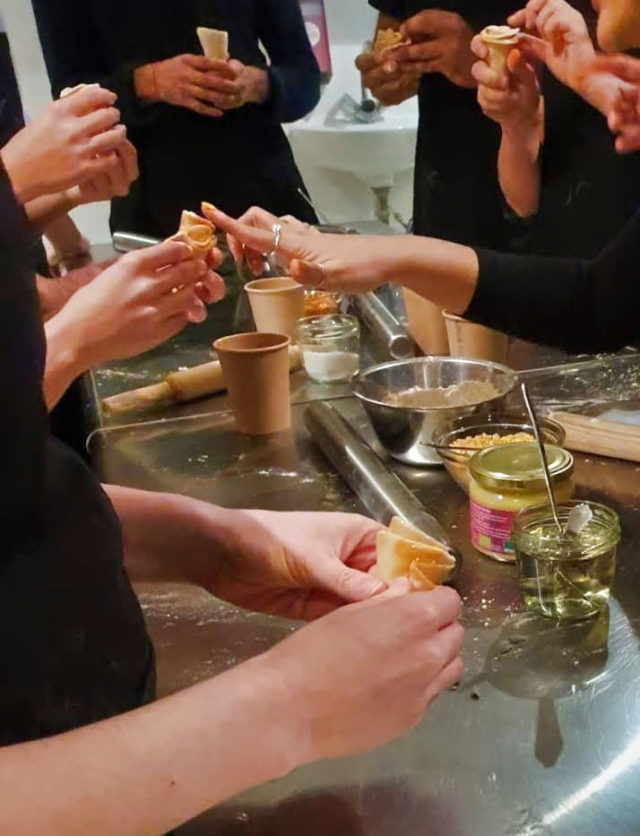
[44,309,88,408]
[497,124,541,217]
[0,655,296,835]
[387,235,479,314]
[105,485,240,586]
[25,189,80,229]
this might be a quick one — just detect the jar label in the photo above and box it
[470,500,516,557]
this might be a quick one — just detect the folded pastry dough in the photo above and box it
[174,210,216,257]
[373,28,409,54]
[197,27,229,60]
[376,516,455,591]
[480,25,521,74]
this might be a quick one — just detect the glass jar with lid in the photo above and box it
[469,442,575,562]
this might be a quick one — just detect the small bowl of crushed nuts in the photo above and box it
[430,414,566,494]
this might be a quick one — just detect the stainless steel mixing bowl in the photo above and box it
[353,357,518,466]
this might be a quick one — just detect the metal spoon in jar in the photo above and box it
[521,383,562,533]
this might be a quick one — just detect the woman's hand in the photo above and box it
[69,139,139,205]
[203,203,394,294]
[134,55,239,117]
[48,241,224,366]
[1,86,127,204]
[593,54,640,152]
[261,584,464,762]
[509,0,595,90]
[200,509,387,621]
[472,42,542,135]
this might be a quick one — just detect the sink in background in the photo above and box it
[287,44,418,224]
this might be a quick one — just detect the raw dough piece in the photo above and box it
[174,210,216,257]
[480,25,521,74]
[377,517,455,591]
[197,27,229,60]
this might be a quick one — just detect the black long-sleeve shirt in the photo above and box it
[467,210,640,354]
[31,0,320,237]
[0,163,154,744]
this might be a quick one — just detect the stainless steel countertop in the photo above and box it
[87,297,640,836]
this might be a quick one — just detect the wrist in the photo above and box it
[165,495,244,588]
[210,650,307,779]
[246,67,270,105]
[134,63,160,102]
[1,148,40,204]
[45,307,89,378]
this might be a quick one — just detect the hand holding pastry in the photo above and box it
[1,85,126,203]
[472,42,542,137]
[392,10,476,89]
[134,54,238,117]
[46,241,225,372]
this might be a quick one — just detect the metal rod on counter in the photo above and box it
[351,292,414,360]
[305,401,458,557]
[113,231,161,253]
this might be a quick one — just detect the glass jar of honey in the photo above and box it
[469,442,574,562]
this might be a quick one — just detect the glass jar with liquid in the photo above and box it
[513,501,621,621]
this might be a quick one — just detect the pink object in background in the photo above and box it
[300,0,332,81]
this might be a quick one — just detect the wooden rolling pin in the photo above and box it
[103,345,302,416]
[550,410,640,463]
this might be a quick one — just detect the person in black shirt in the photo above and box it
[474,0,640,259]
[212,0,640,355]
[30,0,321,239]
[358,1,521,250]
[0,94,464,829]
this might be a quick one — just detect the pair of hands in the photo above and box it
[48,239,224,373]
[356,10,476,106]
[1,85,137,206]
[187,503,464,762]
[473,0,640,153]
[134,55,269,118]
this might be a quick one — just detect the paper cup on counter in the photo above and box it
[443,312,509,364]
[480,25,521,75]
[245,277,306,341]
[402,289,449,355]
[213,333,291,435]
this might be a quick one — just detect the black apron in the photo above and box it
[0,167,154,744]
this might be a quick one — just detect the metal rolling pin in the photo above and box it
[305,401,458,560]
[351,292,414,360]
[113,231,161,253]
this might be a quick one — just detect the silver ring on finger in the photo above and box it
[270,223,282,261]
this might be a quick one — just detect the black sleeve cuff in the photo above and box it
[465,247,596,353]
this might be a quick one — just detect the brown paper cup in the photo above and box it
[443,312,509,364]
[213,333,291,435]
[245,277,305,341]
[402,289,449,356]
